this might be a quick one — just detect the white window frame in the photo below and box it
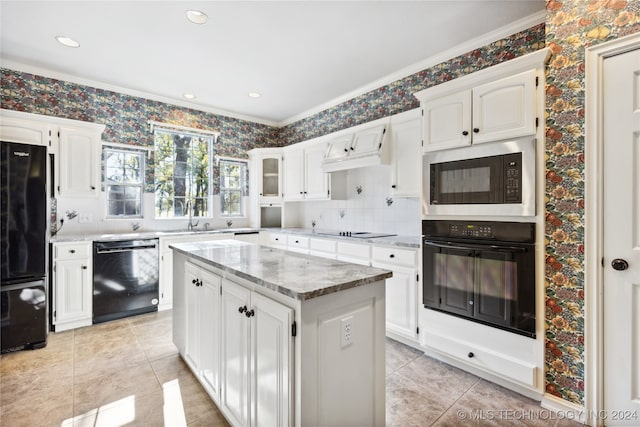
[103,147,145,219]
[153,127,215,219]
[219,157,247,217]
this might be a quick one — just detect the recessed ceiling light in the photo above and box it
[248,92,262,98]
[186,10,208,24]
[55,36,80,48]
[183,93,196,100]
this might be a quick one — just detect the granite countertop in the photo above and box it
[51,227,420,248]
[50,228,260,243]
[262,228,420,248]
[171,240,392,301]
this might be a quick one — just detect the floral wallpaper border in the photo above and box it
[0,70,280,193]
[279,23,545,145]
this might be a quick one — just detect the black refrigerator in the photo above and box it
[1,141,48,353]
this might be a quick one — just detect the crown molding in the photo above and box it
[278,10,545,127]
[0,58,280,128]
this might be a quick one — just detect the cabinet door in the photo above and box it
[58,126,100,197]
[200,269,222,403]
[259,155,282,202]
[283,147,304,201]
[0,117,50,147]
[423,90,471,152]
[375,262,418,340]
[184,263,201,370]
[350,125,385,157]
[250,292,293,427]
[390,116,422,197]
[325,134,353,161]
[472,69,537,144]
[159,250,174,310]
[54,259,91,324]
[304,143,330,200]
[221,279,251,427]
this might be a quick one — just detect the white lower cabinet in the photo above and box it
[51,242,93,331]
[173,249,386,427]
[159,233,232,311]
[181,262,293,427]
[184,262,221,402]
[372,245,419,345]
[221,280,293,427]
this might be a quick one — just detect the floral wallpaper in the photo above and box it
[279,24,545,145]
[544,0,640,405]
[0,70,280,193]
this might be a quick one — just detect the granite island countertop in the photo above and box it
[171,239,393,301]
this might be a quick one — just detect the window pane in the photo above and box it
[154,129,212,218]
[220,160,246,216]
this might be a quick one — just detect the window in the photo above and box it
[104,149,144,217]
[219,159,247,217]
[154,129,213,218]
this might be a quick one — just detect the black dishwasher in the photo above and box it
[93,239,159,323]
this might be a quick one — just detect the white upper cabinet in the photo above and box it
[0,113,51,147]
[389,110,422,198]
[282,146,305,201]
[249,148,283,204]
[304,142,330,199]
[58,125,102,197]
[0,109,105,197]
[422,90,472,151]
[417,60,542,153]
[472,69,537,144]
[324,134,353,162]
[283,140,344,201]
[350,124,386,158]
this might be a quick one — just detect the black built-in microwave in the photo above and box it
[423,138,536,216]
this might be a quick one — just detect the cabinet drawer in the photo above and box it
[424,331,536,387]
[287,235,309,253]
[372,246,417,267]
[54,242,91,260]
[265,233,287,248]
[309,238,336,254]
[337,242,370,265]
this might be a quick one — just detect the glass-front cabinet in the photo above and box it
[261,156,280,199]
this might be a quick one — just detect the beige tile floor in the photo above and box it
[0,311,583,427]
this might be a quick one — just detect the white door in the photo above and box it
[54,259,91,324]
[471,69,537,144]
[390,115,422,197]
[603,47,640,425]
[221,279,251,427]
[250,292,293,427]
[283,147,304,201]
[184,263,200,370]
[200,269,222,404]
[422,89,471,152]
[304,143,329,199]
[350,125,385,157]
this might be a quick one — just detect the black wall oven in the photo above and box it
[422,220,536,338]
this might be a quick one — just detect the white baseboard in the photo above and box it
[541,394,589,425]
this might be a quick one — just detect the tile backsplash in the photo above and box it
[297,166,420,236]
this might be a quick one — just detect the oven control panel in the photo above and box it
[449,224,494,238]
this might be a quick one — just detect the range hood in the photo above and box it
[322,123,390,172]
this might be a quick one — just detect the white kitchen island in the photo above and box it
[171,239,391,427]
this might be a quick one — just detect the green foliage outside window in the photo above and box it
[154,129,211,218]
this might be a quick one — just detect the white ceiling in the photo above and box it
[0,1,545,126]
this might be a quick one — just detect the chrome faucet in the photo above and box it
[185,200,199,231]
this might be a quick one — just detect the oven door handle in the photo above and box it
[423,240,528,254]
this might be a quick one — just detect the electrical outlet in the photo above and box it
[340,316,354,348]
[79,214,92,223]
